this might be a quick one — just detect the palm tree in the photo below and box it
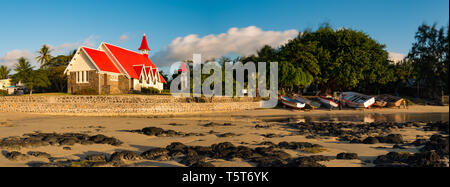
[36,45,53,67]
[11,57,33,86]
[0,65,10,79]
[11,57,49,95]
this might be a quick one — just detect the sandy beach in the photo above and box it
[0,105,448,167]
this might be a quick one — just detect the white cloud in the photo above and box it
[51,35,98,55]
[151,26,299,66]
[119,34,129,42]
[0,50,37,69]
[0,35,99,70]
[388,52,406,64]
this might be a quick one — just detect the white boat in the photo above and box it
[341,92,375,108]
[318,96,339,108]
[296,96,321,109]
[280,96,306,109]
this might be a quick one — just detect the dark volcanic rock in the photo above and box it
[0,133,122,150]
[336,153,358,160]
[283,121,428,144]
[277,141,323,150]
[85,154,107,162]
[412,139,427,146]
[423,121,449,134]
[377,134,404,144]
[374,151,446,167]
[363,137,380,144]
[190,161,215,167]
[285,156,329,167]
[5,151,29,161]
[135,127,200,137]
[393,144,406,149]
[28,151,51,158]
[141,148,169,160]
[166,142,187,155]
[109,151,141,161]
[420,135,449,157]
[142,127,164,136]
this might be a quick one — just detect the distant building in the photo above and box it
[0,79,25,95]
[0,79,11,90]
[64,34,166,94]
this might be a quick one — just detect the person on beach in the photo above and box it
[338,91,343,110]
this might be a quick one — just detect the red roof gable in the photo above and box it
[104,43,156,79]
[159,74,166,83]
[82,47,120,73]
[178,61,189,73]
[133,65,144,78]
[138,34,150,51]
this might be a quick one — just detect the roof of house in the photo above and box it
[82,47,121,73]
[178,61,189,73]
[138,34,150,51]
[159,74,166,83]
[104,43,156,79]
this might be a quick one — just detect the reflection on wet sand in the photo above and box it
[263,112,449,123]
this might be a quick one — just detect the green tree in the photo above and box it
[40,49,76,92]
[407,23,448,98]
[36,45,53,67]
[299,26,394,94]
[0,65,10,79]
[11,57,50,95]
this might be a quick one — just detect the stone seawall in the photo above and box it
[0,95,261,116]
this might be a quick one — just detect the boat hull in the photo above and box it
[376,95,404,107]
[341,92,375,108]
[318,97,339,108]
[281,96,306,109]
[296,96,321,109]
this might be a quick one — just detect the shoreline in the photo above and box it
[1,105,447,118]
[0,105,448,167]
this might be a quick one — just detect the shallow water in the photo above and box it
[263,112,449,123]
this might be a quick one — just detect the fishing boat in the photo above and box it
[296,96,321,109]
[341,92,375,108]
[373,98,388,107]
[280,96,306,109]
[376,95,404,107]
[318,96,339,109]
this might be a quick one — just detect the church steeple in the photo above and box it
[139,34,150,55]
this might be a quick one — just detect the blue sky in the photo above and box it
[0,0,448,68]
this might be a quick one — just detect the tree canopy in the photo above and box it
[407,23,449,97]
[0,65,10,79]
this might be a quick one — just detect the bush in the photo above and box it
[141,87,161,95]
[74,88,98,95]
[0,90,8,96]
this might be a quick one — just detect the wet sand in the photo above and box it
[0,105,448,167]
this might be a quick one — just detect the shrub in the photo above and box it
[74,88,98,95]
[141,87,161,95]
[0,90,8,96]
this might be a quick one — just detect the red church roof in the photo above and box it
[82,47,120,74]
[104,43,156,79]
[159,74,167,83]
[138,34,150,51]
[178,61,189,73]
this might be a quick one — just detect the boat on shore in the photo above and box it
[318,96,339,109]
[341,92,375,108]
[296,96,321,109]
[373,98,388,107]
[280,96,306,109]
[376,95,404,107]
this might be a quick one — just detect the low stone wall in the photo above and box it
[0,95,261,115]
